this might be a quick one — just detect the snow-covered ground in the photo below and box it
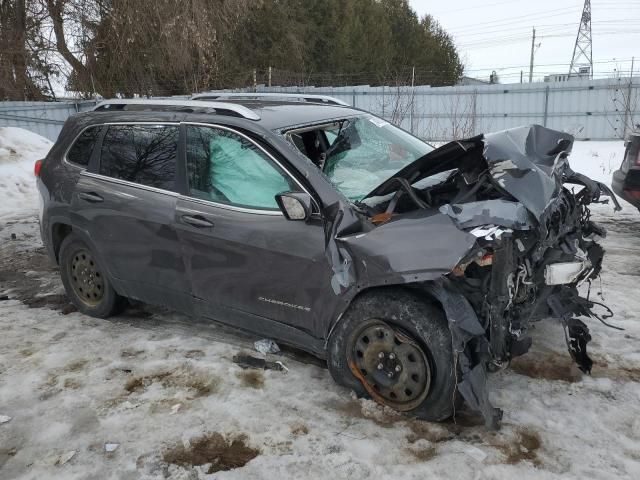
[1,127,640,479]
[0,127,53,220]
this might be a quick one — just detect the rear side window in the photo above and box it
[67,126,101,166]
[99,125,178,191]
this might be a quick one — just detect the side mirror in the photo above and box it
[275,192,313,221]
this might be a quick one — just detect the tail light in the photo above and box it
[34,159,43,177]
[624,189,640,199]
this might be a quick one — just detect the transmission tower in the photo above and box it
[569,0,593,78]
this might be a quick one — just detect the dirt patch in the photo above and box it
[163,433,259,474]
[511,351,640,384]
[331,398,403,428]
[406,420,456,444]
[125,366,218,397]
[406,443,438,462]
[63,378,82,389]
[125,372,171,392]
[0,447,18,468]
[509,352,583,383]
[591,356,640,383]
[290,423,309,436]
[488,427,542,465]
[21,294,76,314]
[44,373,59,388]
[605,366,640,382]
[236,370,264,389]
[0,226,76,314]
[121,349,145,358]
[65,359,88,372]
[126,307,154,319]
[184,349,205,359]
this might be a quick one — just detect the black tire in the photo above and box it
[327,287,456,422]
[59,233,126,318]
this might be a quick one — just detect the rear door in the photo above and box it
[175,123,332,337]
[70,123,191,310]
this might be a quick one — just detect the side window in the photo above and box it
[99,125,178,190]
[67,126,101,166]
[185,126,298,210]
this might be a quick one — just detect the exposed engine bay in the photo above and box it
[287,122,621,427]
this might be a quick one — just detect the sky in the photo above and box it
[409,0,640,83]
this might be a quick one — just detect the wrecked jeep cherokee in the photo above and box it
[36,95,619,427]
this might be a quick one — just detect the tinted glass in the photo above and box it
[186,126,297,210]
[99,125,178,190]
[67,126,101,166]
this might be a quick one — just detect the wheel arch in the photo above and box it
[51,222,73,263]
[325,282,443,346]
[54,225,122,294]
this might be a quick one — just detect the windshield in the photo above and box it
[288,115,433,201]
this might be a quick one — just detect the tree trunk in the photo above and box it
[46,0,91,93]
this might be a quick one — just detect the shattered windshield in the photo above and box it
[290,115,433,201]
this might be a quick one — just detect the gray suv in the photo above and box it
[36,95,618,427]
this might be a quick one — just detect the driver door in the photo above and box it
[175,123,332,337]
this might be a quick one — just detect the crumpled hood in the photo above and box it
[363,124,611,221]
[483,125,574,219]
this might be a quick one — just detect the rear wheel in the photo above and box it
[327,288,456,421]
[59,234,126,318]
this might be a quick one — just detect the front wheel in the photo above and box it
[327,288,456,421]
[59,234,126,318]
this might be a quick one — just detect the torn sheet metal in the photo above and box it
[483,125,574,219]
[440,199,533,230]
[322,124,619,428]
[469,225,512,241]
[339,211,477,287]
[544,260,592,285]
[422,278,502,429]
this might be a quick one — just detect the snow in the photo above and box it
[0,127,52,220]
[0,130,639,478]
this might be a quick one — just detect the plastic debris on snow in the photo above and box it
[254,338,281,355]
[233,354,288,372]
[0,415,12,424]
[170,403,182,415]
[45,450,76,466]
[104,443,119,453]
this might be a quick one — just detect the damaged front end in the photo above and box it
[350,125,620,427]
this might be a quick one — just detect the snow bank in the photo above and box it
[0,127,52,219]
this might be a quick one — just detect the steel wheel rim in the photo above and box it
[69,249,104,306]
[347,319,431,411]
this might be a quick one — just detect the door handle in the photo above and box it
[77,192,104,203]
[181,214,214,228]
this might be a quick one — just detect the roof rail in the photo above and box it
[190,92,350,107]
[92,99,261,120]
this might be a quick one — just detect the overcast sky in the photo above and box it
[409,0,639,83]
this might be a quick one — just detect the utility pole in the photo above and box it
[569,0,593,78]
[268,66,272,88]
[529,27,536,83]
[625,56,635,137]
[410,66,416,134]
